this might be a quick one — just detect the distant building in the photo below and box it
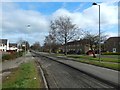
[104,37,120,53]
[0,39,9,52]
[59,39,91,54]
[9,43,18,51]
[0,39,19,52]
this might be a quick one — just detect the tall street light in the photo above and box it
[25,24,30,55]
[92,2,101,62]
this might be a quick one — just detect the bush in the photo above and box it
[102,52,120,55]
[2,54,14,60]
[2,51,24,61]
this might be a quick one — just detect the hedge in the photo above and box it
[2,51,24,61]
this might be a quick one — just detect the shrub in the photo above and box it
[2,51,24,61]
[2,54,14,60]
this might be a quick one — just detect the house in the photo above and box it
[59,39,91,54]
[9,43,18,51]
[0,39,9,52]
[0,39,19,53]
[104,37,120,53]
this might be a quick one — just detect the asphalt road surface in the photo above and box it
[32,53,116,89]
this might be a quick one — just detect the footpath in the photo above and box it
[0,52,34,83]
[39,52,119,88]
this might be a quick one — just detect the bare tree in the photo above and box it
[30,42,41,51]
[44,34,54,53]
[49,21,57,44]
[17,39,30,51]
[83,31,108,58]
[50,16,81,55]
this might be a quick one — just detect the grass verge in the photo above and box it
[2,60,42,88]
[67,55,120,63]
[56,54,120,71]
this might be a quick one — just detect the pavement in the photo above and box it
[0,51,34,84]
[38,52,119,87]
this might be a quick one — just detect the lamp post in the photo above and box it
[24,24,30,56]
[92,3,101,62]
[26,24,30,53]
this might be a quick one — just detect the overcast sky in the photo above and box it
[1,0,119,45]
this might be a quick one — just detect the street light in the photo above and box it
[25,24,30,55]
[92,2,101,62]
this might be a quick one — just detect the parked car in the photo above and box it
[86,50,98,55]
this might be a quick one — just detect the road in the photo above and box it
[32,52,117,89]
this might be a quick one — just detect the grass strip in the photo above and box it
[55,54,119,71]
[2,61,41,88]
[67,55,120,63]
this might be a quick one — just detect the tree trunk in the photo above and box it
[64,37,67,55]
[92,50,96,58]
[90,45,96,58]
[49,44,51,54]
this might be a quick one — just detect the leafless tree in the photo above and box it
[50,16,81,55]
[30,42,41,51]
[17,39,30,51]
[49,21,57,44]
[44,34,54,53]
[83,31,108,58]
